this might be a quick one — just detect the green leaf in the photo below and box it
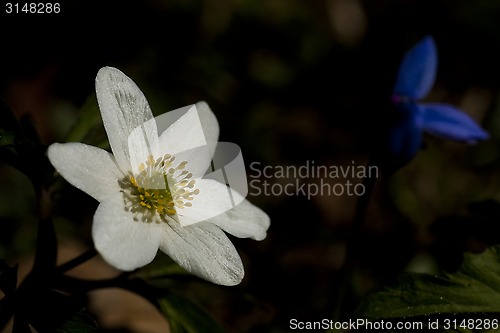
[56,309,98,333]
[356,245,500,320]
[0,129,16,149]
[158,291,225,333]
[0,128,19,159]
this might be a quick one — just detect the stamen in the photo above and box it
[119,154,200,223]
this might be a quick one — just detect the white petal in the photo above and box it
[128,118,162,176]
[158,105,208,156]
[167,144,214,179]
[95,67,159,173]
[92,199,163,271]
[195,101,219,144]
[176,179,241,227]
[157,102,219,152]
[47,143,123,202]
[156,102,220,178]
[203,142,248,198]
[164,140,247,186]
[159,221,244,286]
[207,199,270,241]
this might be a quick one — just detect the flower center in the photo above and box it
[120,154,200,223]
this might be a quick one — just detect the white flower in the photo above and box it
[48,67,270,286]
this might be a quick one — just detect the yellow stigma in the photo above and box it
[120,154,200,223]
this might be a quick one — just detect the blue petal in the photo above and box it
[393,36,438,100]
[387,103,423,164]
[419,103,489,142]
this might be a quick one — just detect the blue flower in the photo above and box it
[388,36,489,167]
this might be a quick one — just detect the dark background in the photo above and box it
[1,0,500,332]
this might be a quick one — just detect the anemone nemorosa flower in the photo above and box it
[48,67,270,286]
[389,36,489,165]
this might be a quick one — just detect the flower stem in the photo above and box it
[331,157,377,324]
[54,272,130,293]
[55,248,98,273]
